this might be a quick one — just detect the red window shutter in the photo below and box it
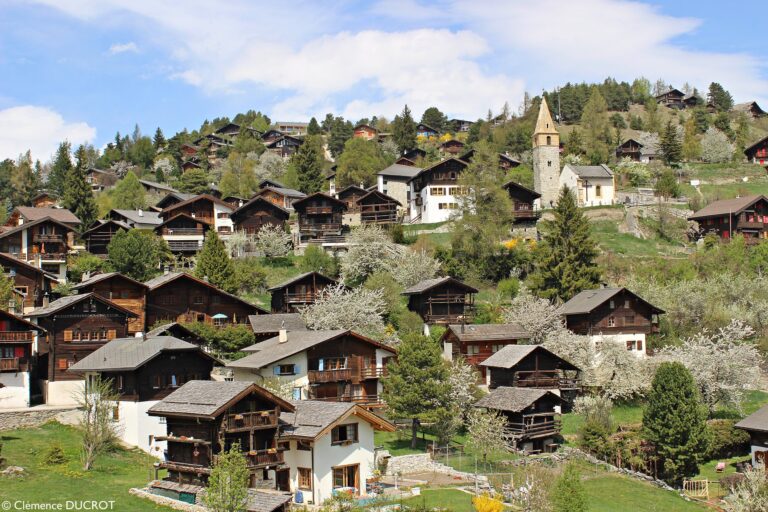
[14,346,25,358]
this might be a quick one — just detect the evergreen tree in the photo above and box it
[655,169,680,199]
[194,230,237,293]
[11,152,41,207]
[564,129,585,156]
[107,229,169,282]
[714,112,735,140]
[707,82,734,112]
[551,463,588,512]
[48,141,73,197]
[328,117,354,157]
[291,135,325,194]
[529,186,601,301]
[691,107,710,134]
[392,104,417,153]
[682,117,701,161]
[420,106,447,133]
[580,88,611,164]
[660,121,682,165]
[63,145,98,227]
[382,333,450,448]
[644,97,661,133]
[306,117,321,135]
[178,168,210,194]
[203,443,249,512]
[152,127,166,151]
[643,362,709,485]
[112,171,147,210]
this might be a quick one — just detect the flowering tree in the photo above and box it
[723,466,768,512]
[503,288,566,345]
[465,408,512,464]
[253,224,292,258]
[341,225,404,284]
[448,358,481,413]
[385,249,441,289]
[593,340,652,400]
[701,127,735,163]
[300,284,387,338]
[224,230,250,258]
[660,320,761,414]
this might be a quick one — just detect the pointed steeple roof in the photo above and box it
[534,97,559,136]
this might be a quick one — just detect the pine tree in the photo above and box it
[152,127,166,151]
[660,121,682,165]
[643,362,709,485]
[420,106,447,133]
[328,117,353,157]
[529,186,601,301]
[551,463,588,512]
[707,82,734,112]
[392,104,417,153]
[112,171,147,209]
[306,117,321,135]
[48,141,73,197]
[178,168,210,194]
[580,88,611,164]
[194,230,237,293]
[63,145,98,227]
[382,333,450,448]
[11,151,40,207]
[292,135,325,194]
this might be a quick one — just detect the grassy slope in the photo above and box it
[0,422,170,510]
[582,475,705,512]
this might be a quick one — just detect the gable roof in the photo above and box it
[267,272,337,292]
[502,180,541,199]
[734,102,767,116]
[565,164,614,178]
[144,272,268,314]
[416,123,438,133]
[0,252,59,281]
[246,491,293,512]
[377,163,423,179]
[155,192,196,209]
[154,213,212,231]
[110,209,163,226]
[560,287,664,316]
[0,216,78,240]
[280,400,395,440]
[336,185,368,199]
[480,344,580,371]
[248,313,307,335]
[12,207,81,225]
[139,179,178,194]
[736,404,768,433]
[292,192,347,210]
[689,194,768,220]
[444,323,529,343]
[0,308,46,332]
[229,330,394,369]
[72,272,149,292]
[402,276,478,295]
[410,157,469,182]
[744,136,768,155]
[147,381,294,419]
[161,193,233,214]
[230,196,290,223]
[259,178,286,189]
[618,138,644,149]
[68,335,219,372]
[656,87,685,98]
[357,189,402,206]
[474,387,564,413]
[26,292,138,318]
[257,186,306,199]
[147,322,207,344]
[80,219,132,238]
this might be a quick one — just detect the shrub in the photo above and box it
[706,419,750,460]
[43,443,67,465]
[299,245,338,276]
[496,277,520,302]
[232,258,267,296]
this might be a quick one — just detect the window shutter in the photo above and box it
[107,329,117,340]
[57,358,68,370]
[63,330,72,342]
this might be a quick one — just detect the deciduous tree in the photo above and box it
[77,375,119,471]
[112,171,146,209]
[107,229,170,282]
[203,443,249,512]
[301,283,386,338]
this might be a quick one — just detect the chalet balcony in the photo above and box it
[222,409,279,432]
[299,223,343,233]
[508,413,562,439]
[736,218,766,230]
[0,358,22,372]
[284,292,321,304]
[512,209,541,220]
[157,460,211,476]
[513,371,579,390]
[0,331,34,343]
[311,394,384,407]
[33,234,64,243]
[307,366,387,384]
[167,240,204,252]
[161,228,205,236]
[303,206,334,215]
[33,253,66,262]
[244,449,283,468]
[361,211,398,224]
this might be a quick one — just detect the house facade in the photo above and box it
[230,197,290,235]
[440,324,530,380]
[353,124,378,141]
[402,277,477,325]
[257,186,307,211]
[0,253,57,313]
[72,272,148,335]
[358,190,400,225]
[688,195,768,243]
[735,404,768,466]
[560,164,615,207]
[745,136,768,165]
[0,309,45,408]
[655,88,686,108]
[293,193,347,244]
[376,164,421,218]
[615,139,644,162]
[154,214,211,254]
[159,194,234,236]
[408,158,468,224]
[268,272,338,313]
[81,220,132,255]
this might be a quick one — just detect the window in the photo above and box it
[297,440,312,451]
[624,315,635,325]
[332,424,359,445]
[213,316,226,327]
[547,161,552,167]
[431,187,446,196]
[116,375,124,393]
[607,316,616,327]
[636,340,644,352]
[609,300,615,309]
[624,299,631,308]
[217,212,229,219]
[276,364,296,376]
[546,136,551,145]
[193,296,205,305]
[298,468,312,490]
[626,340,635,351]
[159,295,176,305]
[158,417,167,424]
[438,203,457,210]
[332,465,359,489]
[112,406,120,421]
[595,185,602,197]
[466,344,479,355]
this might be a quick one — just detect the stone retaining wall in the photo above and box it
[0,407,77,431]
[129,488,206,512]
[379,451,488,487]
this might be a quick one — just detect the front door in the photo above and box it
[276,469,290,492]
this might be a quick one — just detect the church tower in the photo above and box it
[532,96,560,209]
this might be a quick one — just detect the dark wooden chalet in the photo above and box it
[85,168,119,192]
[265,135,303,159]
[655,88,686,108]
[561,287,664,349]
[0,309,45,374]
[256,186,306,211]
[155,192,196,211]
[154,214,211,253]
[27,293,135,383]
[261,129,286,144]
[144,271,266,327]
[0,253,57,312]
[480,345,581,393]
[357,190,401,225]
[69,336,219,402]
[745,136,768,165]
[72,272,149,334]
[438,139,465,155]
[147,322,208,347]
[402,277,478,324]
[735,404,768,466]
[402,148,427,162]
[475,387,566,453]
[147,381,294,487]
[336,185,368,213]
[5,207,81,229]
[248,313,307,344]
[81,220,132,255]
[394,156,417,166]
[615,138,644,161]
[733,102,767,119]
[230,197,290,235]
[268,272,338,313]
[159,194,232,227]
[503,181,541,223]
[460,149,521,170]
[293,193,347,243]
[229,330,395,407]
[32,193,57,208]
[688,195,768,243]
[440,324,530,380]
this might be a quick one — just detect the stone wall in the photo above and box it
[0,407,77,431]
[379,451,489,487]
[129,488,206,512]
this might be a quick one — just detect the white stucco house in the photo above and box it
[407,158,468,224]
[559,164,616,207]
[0,309,45,408]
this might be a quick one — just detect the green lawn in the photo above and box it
[400,489,476,512]
[0,422,170,511]
[589,220,684,257]
[582,474,706,512]
[403,221,449,232]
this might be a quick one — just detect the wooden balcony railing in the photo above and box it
[361,211,398,224]
[223,409,279,432]
[311,394,383,406]
[513,371,579,390]
[0,358,20,372]
[244,449,284,468]
[512,209,541,220]
[299,222,343,233]
[308,368,353,383]
[284,292,320,304]
[34,253,66,261]
[167,240,204,252]
[508,415,562,438]
[33,234,64,243]
[0,331,34,342]
[303,206,334,215]
[161,228,205,236]
[360,366,387,379]
[158,461,211,475]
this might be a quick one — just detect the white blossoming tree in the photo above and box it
[723,465,768,512]
[253,224,292,258]
[701,127,735,163]
[385,249,441,289]
[503,288,566,345]
[341,225,404,285]
[465,408,513,464]
[300,283,387,338]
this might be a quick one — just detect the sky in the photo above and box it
[1,0,766,162]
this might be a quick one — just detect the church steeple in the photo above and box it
[533,96,559,148]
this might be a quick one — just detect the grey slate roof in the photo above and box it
[246,490,293,512]
[263,186,306,198]
[148,380,253,418]
[560,287,663,315]
[230,330,349,366]
[566,164,614,178]
[25,292,136,318]
[72,272,147,291]
[688,195,766,220]
[138,179,178,194]
[68,336,207,372]
[267,272,336,292]
[280,400,355,438]
[445,324,530,343]
[479,345,538,368]
[402,276,478,295]
[248,313,307,334]
[377,163,422,179]
[474,387,562,413]
[736,404,768,433]
[14,206,81,224]
[143,272,268,314]
[111,209,163,226]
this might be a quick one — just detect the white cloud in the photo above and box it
[0,106,96,161]
[108,41,138,55]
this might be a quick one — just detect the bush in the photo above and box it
[183,322,255,354]
[392,310,424,337]
[496,277,520,302]
[67,252,105,283]
[232,258,267,296]
[706,419,750,460]
[43,443,68,465]
[299,245,338,276]
[579,420,613,459]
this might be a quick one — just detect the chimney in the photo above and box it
[138,209,143,217]
[278,329,288,343]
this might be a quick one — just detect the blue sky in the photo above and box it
[1,0,766,162]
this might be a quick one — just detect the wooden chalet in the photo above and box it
[440,324,530,379]
[503,181,541,223]
[615,138,644,161]
[745,136,768,166]
[357,190,400,225]
[155,192,195,210]
[139,179,178,196]
[72,272,149,334]
[336,185,368,213]
[230,197,290,235]
[248,313,307,344]
[416,123,438,138]
[293,193,347,243]
[265,135,303,159]
[256,186,307,211]
[0,253,57,313]
[353,124,378,140]
[229,329,395,407]
[0,213,79,279]
[733,101,767,118]
[181,160,202,173]
[688,195,768,243]
[275,121,308,135]
[394,156,417,166]
[85,168,119,192]
[148,381,294,487]
[0,308,44,375]
[159,194,232,231]
[268,272,338,313]
[81,220,131,255]
[154,214,211,253]
[261,129,286,144]
[475,387,565,453]
[655,88,686,108]
[480,345,581,392]
[438,139,465,155]
[180,144,200,158]
[27,293,135,384]
[108,209,163,230]
[144,271,266,327]
[461,149,521,170]
[402,277,477,324]
[449,119,473,133]
[32,193,57,208]
[5,207,81,229]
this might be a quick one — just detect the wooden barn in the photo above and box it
[293,193,347,243]
[81,220,132,255]
[268,272,338,313]
[503,181,541,222]
[438,139,465,155]
[72,272,149,334]
[230,196,290,234]
[688,194,768,243]
[357,190,400,225]
[480,345,581,392]
[402,277,477,324]
[336,185,369,213]
[745,136,768,165]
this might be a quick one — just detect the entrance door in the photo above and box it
[276,469,290,492]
